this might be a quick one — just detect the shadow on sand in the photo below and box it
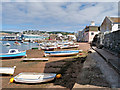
[43,56,86,89]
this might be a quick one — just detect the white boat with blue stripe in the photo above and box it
[0,49,27,59]
[44,50,80,57]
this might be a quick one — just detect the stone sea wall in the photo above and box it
[103,30,120,54]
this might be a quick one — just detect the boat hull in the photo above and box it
[42,48,54,51]
[41,47,57,51]
[14,73,56,83]
[60,45,79,49]
[0,51,26,59]
[22,58,49,61]
[45,53,78,57]
[0,66,16,75]
[44,50,79,57]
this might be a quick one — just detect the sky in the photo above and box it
[1,0,119,32]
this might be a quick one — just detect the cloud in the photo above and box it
[2,0,120,2]
[2,2,118,32]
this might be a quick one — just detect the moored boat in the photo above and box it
[3,43,11,46]
[44,50,79,57]
[0,49,27,59]
[0,66,16,75]
[12,72,56,83]
[23,42,29,45]
[21,40,24,43]
[14,41,21,45]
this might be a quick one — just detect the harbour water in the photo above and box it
[0,41,38,53]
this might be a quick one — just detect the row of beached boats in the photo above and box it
[0,42,82,84]
[34,41,79,51]
[0,49,55,83]
[37,44,79,51]
[0,49,82,59]
[0,65,57,83]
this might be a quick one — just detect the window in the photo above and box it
[91,32,94,35]
[10,50,16,53]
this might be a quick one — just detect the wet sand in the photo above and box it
[1,43,90,89]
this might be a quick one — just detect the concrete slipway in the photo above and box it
[73,49,120,89]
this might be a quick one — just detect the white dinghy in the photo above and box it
[22,58,49,61]
[0,66,16,75]
[3,43,11,46]
[13,72,56,83]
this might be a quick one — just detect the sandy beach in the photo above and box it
[1,43,90,89]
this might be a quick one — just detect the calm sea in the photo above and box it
[0,41,38,53]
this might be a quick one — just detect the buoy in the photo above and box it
[10,78,14,83]
[79,53,83,55]
[56,74,62,78]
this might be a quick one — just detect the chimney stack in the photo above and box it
[90,21,95,26]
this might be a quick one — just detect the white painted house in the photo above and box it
[100,16,120,34]
[83,21,99,43]
[77,21,99,43]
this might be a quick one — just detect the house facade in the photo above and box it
[83,26,99,43]
[97,16,120,45]
[100,16,120,34]
[77,21,99,43]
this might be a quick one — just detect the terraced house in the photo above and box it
[77,21,99,43]
[100,16,120,34]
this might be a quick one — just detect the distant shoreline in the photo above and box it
[0,40,21,41]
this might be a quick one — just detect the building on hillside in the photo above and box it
[83,21,99,43]
[0,33,9,40]
[21,34,49,41]
[100,16,120,34]
[49,34,57,40]
[57,33,63,37]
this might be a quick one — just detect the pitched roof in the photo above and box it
[108,17,120,23]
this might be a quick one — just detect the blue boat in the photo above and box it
[0,49,27,59]
[44,50,79,57]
